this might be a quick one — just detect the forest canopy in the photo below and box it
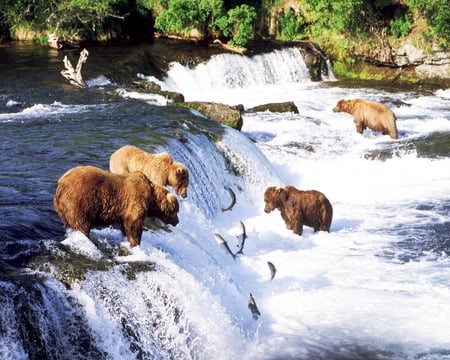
[0,0,448,49]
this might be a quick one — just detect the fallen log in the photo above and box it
[61,49,89,87]
[213,39,246,54]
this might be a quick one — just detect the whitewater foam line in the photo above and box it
[0,102,99,122]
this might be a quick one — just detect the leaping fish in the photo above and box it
[221,187,236,212]
[267,261,277,281]
[248,293,261,320]
[235,220,247,255]
[214,233,237,261]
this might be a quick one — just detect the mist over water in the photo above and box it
[0,42,449,359]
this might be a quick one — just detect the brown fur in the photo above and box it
[109,145,189,198]
[333,98,398,139]
[54,165,179,247]
[264,186,333,236]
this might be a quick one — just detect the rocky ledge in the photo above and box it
[351,40,450,85]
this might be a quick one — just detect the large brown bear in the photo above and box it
[333,98,398,139]
[109,145,189,198]
[54,165,179,247]
[264,186,333,236]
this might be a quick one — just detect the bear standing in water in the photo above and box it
[264,186,333,236]
[333,98,398,139]
[54,165,179,247]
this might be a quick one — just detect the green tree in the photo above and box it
[303,0,368,35]
[215,4,256,46]
[148,0,224,37]
[279,8,303,41]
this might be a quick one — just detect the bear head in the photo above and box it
[333,99,353,114]
[147,187,180,226]
[264,186,289,213]
[169,164,189,198]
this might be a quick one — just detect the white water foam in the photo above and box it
[0,101,98,122]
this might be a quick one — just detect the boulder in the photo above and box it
[245,101,299,114]
[131,80,185,103]
[174,101,243,130]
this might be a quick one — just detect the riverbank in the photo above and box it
[3,36,448,89]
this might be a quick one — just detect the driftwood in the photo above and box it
[48,33,64,50]
[213,39,246,54]
[61,49,89,87]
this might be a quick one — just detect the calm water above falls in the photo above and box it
[0,42,449,360]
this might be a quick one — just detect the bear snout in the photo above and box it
[167,214,179,226]
[178,187,188,198]
[264,202,273,213]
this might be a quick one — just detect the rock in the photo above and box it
[245,101,299,113]
[174,101,243,130]
[393,44,426,66]
[353,40,450,84]
[131,80,185,102]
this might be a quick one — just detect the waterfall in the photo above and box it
[0,120,280,359]
[163,47,316,102]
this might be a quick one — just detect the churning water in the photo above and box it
[0,42,449,360]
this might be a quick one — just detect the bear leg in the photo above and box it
[123,216,144,247]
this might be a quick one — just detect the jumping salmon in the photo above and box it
[235,220,247,255]
[221,187,236,212]
[214,233,237,260]
[267,261,277,281]
[248,292,261,320]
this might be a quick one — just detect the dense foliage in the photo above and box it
[0,0,448,49]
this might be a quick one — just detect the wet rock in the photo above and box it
[174,101,243,130]
[131,80,185,102]
[246,101,299,114]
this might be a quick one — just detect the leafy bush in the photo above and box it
[154,0,200,35]
[279,9,302,40]
[389,14,412,37]
[407,0,450,40]
[153,0,225,37]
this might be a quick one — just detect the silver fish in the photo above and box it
[248,293,261,320]
[221,187,236,212]
[235,220,247,255]
[267,261,277,281]
[214,233,237,260]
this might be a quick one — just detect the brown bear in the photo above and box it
[109,145,189,198]
[333,98,398,139]
[264,186,333,236]
[54,165,179,247]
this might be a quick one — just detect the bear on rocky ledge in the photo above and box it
[54,165,179,247]
[109,145,189,198]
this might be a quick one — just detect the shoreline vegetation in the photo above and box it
[0,0,448,86]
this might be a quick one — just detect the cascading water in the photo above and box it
[151,46,330,106]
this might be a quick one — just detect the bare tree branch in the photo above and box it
[60,49,89,87]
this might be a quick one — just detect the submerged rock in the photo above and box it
[245,101,299,114]
[131,80,185,102]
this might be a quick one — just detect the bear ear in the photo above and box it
[176,167,187,175]
[167,193,176,203]
[278,187,289,201]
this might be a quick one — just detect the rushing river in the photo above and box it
[0,41,449,360]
